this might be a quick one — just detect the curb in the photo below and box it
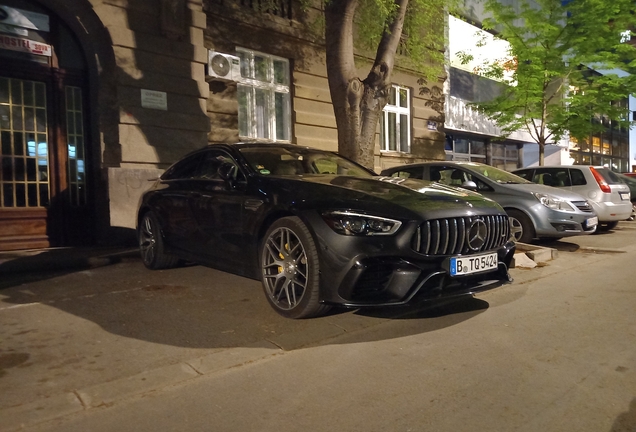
[511,242,557,269]
[2,342,281,432]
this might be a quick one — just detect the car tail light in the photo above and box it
[590,167,611,193]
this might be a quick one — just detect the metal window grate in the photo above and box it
[210,0,292,19]
[413,215,510,256]
[65,86,87,207]
[0,77,49,208]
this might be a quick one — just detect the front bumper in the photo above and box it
[531,206,598,238]
[303,212,515,307]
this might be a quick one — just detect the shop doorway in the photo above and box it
[0,2,93,251]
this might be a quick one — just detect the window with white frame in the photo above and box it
[381,85,411,153]
[236,48,291,142]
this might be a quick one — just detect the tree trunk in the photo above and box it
[538,139,545,166]
[324,0,408,170]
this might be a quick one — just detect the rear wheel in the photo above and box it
[138,211,179,270]
[260,216,330,319]
[507,209,535,243]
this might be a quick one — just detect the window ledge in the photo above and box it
[380,151,415,158]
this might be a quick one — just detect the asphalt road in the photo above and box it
[2,222,636,431]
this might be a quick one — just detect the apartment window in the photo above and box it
[444,136,486,162]
[381,85,411,153]
[236,48,291,142]
[66,86,87,207]
[491,143,519,171]
[0,78,50,208]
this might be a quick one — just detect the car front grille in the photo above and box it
[412,215,510,256]
[572,201,594,213]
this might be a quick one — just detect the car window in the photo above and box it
[161,153,202,180]
[435,166,492,192]
[239,147,373,177]
[389,167,423,179]
[195,150,245,182]
[514,170,533,181]
[569,169,587,186]
[533,168,571,187]
[463,163,531,184]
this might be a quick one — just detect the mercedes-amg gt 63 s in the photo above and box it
[137,143,515,318]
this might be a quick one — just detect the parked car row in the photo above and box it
[380,162,600,243]
[136,143,632,319]
[512,166,633,228]
[382,162,634,240]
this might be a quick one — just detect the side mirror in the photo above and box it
[461,180,478,191]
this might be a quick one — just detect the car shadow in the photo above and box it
[535,239,581,252]
[0,248,138,290]
[610,397,636,432]
[0,260,491,351]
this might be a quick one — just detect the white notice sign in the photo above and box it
[141,89,168,110]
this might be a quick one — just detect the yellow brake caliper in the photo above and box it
[278,243,289,274]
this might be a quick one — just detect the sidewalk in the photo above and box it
[0,246,139,275]
[0,235,614,432]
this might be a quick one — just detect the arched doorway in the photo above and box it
[0,0,93,251]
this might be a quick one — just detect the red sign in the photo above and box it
[0,34,51,56]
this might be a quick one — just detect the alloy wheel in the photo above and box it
[509,216,523,242]
[139,214,156,265]
[262,227,309,311]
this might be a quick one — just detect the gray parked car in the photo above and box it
[513,165,632,230]
[615,172,636,221]
[381,161,598,243]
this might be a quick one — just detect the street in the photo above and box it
[1,223,636,432]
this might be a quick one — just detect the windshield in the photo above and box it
[463,163,532,184]
[239,146,374,177]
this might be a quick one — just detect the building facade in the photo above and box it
[450,1,635,173]
[445,13,533,171]
[0,0,447,252]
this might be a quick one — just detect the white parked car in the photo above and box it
[513,165,632,230]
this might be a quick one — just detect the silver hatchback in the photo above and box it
[513,165,632,230]
[381,161,598,243]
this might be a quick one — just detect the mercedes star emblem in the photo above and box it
[467,218,487,251]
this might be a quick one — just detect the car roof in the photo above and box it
[514,165,607,170]
[208,142,320,151]
[384,161,488,169]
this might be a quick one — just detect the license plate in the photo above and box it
[586,216,598,228]
[620,192,630,201]
[449,252,498,276]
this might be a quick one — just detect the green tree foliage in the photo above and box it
[460,0,636,165]
[320,0,450,169]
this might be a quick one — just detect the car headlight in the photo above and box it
[532,193,575,212]
[322,211,402,236]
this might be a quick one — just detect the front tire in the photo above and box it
[598,220,619,231]
[507,209,535,243]
[138,211,179,270]
[260,216,330,319]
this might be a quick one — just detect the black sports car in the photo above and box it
[137,143,515,318]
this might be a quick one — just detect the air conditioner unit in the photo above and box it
[207,51,241,82]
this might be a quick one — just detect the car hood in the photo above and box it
[499,182,588,201]
[257,174,505,219]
